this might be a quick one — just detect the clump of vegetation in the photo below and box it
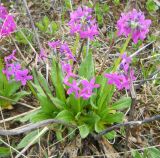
[0,1,159,157]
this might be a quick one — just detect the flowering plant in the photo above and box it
[1,5,151,140]
[28,6,152,139]
[0,58,30,108]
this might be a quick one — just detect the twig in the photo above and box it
[0,107,40,124]
[15,127,48,158]
[96,114,160,138]
[135,69,160,89]
[22,0,41,67]
[98,40,114,75]
[125,74,137,155]
[0,138,27,158]
[22,0,41,49]
[76,144,160,157]
[76,39,86,61]
[130,41,154,58]
[0,106,14,158]
[0,119,76,136]
[0,95,36,109]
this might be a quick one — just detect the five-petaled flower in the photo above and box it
[80,78,100,100]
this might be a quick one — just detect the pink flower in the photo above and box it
[62,62,77,86]
[3,63,21,80]
[60,43,76,61]
[39,48,47,61]
[69,6,98,40]
[120,53,132,72]
[67,80,80,98]
[0,5,8,19]
[48,40,60,49]
[15,69,33,85]
[3,50,32,85]
[80,78,100,100]
[0,5,16,38]
[104,71,136,90]
[4,49,17,63]
[117,9,151,43]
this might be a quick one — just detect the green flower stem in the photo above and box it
[112,35,131,72]
[86,38,90,56]
[73,34,80,56]
[77,98,81,113]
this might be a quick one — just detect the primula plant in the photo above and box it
[1,2,160,157]
[26,6,152,139]
[0,4,153,140]
[0,5,30,109]
[0,58,30,109]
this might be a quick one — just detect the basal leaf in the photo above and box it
[78,52,94,80]
[56,110,74,122]
[51,58,66,102]
[78,124,90,138]
[111,97,131,110]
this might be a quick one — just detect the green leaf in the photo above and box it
[96,68,115,112]
[103,4,109,12]
[50,21,58,34]
[51,58,66,101]
[56,110,74,122]
[42,16,50,29]
[15,29,33,44]
[67,94,81,114]
[78,124,90,138]
[104,131,116,140]
[36,22,45,31]
[95,120,104,133]
[114,0,120,5]
[37,93,56,114]
[102,112,124,123]
[148,148,160,158]
[36,72,52,95]
[0,147,10,157]
[4,82,21,96]
[146,0,159,12]
[64,0,72,9]
[132,151,143,158]
[97,83,115,112]
[111,97,131,110]
[12,91,30,103]
[31,111,54,122]
[79,52,94,80]
[17,130,40,149]
[18,109,40,123]
[17,129,47,149]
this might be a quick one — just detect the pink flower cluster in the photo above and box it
[62,62,100,100]
[0,5,16,38]
[48,40,99,100]
[104,53,136,90]
[3,50,32,85]
[48,40,76,61]
[69,6,99,40]
[117,9,151,43]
